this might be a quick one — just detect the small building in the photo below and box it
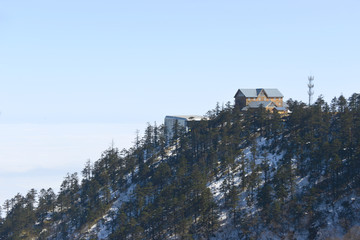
[164,115,203,140]
[234,88,287,113]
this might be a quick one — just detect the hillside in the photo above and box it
[1,93,360,240]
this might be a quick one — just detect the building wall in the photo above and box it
[267,97,283,107]
[236,95,283,108]
[235,96,247,108]
[165,117,187,140]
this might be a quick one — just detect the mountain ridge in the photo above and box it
[1,93,360,240]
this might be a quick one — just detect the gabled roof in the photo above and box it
[248,101,275,108]
[235,89,258,98]
[263,88,283,98]
[234,88,283,98]
[241,101,277,110]
[275,107,287,111]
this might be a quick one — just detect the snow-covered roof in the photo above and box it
[241,101,277,110]
[237,89,259,98]
[263,88,284,97]
[235,88,284,98]
[165,115,204,121]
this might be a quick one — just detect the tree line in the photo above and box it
[0,93,359,239]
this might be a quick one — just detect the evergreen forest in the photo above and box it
[1,93,360,240]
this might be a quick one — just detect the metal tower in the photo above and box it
[308,76,314,106]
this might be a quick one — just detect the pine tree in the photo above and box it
[81,159,93,183]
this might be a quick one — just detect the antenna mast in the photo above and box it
[308,76,314,106]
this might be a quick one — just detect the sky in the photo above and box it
[0,0,360,208]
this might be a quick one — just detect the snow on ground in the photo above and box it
[314,192,360,239]
[296,176,309,193]
[208,136,291,239]
[56,135,360,240]
[208,175,225,203]
[82,182,136,240]
[81,144,178,239]
[112,183,135,210]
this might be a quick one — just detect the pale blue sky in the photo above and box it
[1,1,359,206]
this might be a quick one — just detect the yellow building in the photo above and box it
[234,88,287,113]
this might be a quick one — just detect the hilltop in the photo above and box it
[1,93,360,240]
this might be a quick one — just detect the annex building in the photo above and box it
[164,115,203,140]
[234,88,287,113]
